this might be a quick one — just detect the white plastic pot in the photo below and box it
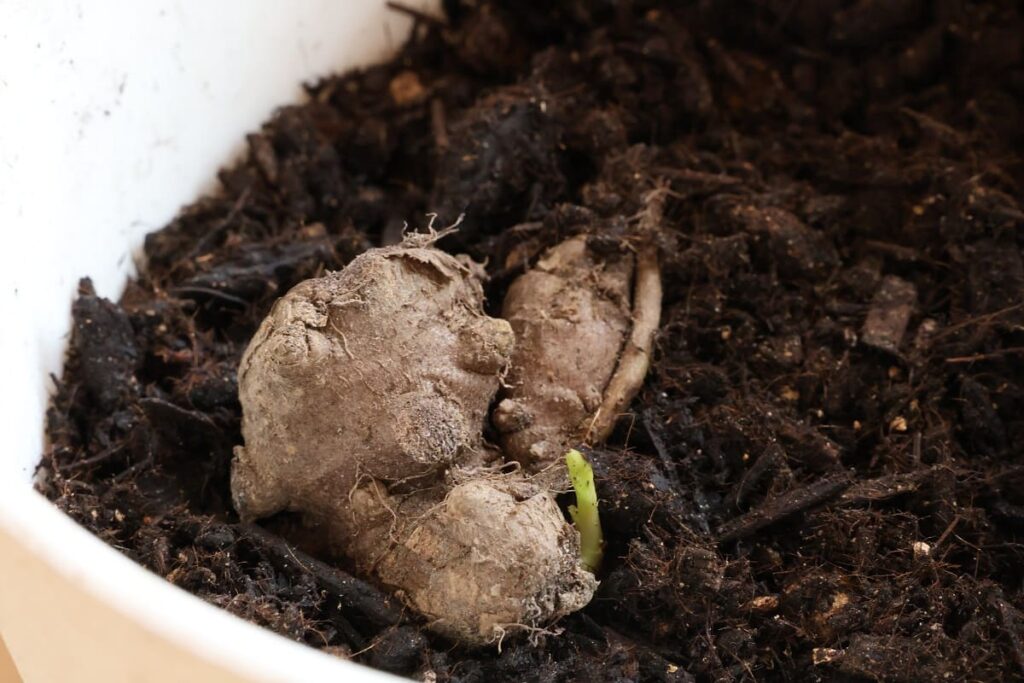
[0,2,435,680]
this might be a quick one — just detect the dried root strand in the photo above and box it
[584,190,664,444]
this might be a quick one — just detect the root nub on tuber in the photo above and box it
[232,234,596,645]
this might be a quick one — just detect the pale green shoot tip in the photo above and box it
[566,448,604,574]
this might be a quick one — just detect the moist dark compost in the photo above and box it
[42,1,1024,680]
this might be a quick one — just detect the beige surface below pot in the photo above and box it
[0,523,247,682]
[0,1,434,680]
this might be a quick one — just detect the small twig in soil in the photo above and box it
[718,473,851,543]
[111,454,154,484]
[944,347,1024,364]
[237,523,404,628]
[63,443,126,473]
[835,467,939,506]
[730,443,784,509]
[863,240,931,265]
[651,166,743,194]
[430,97,449,151]
[187,186,251,260]
[385,1,446,26]
[930,303,1024,342]
[899,107,968,145]
[934,515,962,551]
[170,285,250,307]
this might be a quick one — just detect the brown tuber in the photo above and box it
[493,235,634,470]
[232,234,596,645]
[494,194,664,474]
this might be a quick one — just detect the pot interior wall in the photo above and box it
[0,0,433,483]
[0,2,433,681]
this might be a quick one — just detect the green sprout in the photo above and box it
[566,448,604,574]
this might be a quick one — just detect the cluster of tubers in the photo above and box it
[232,222,661,645]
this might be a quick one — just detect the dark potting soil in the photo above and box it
[41,1,1024,680]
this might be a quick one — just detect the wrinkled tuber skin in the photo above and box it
[232,235,596,644]
[493,235,634,471]
[368,476,595,643]
[232,237,509,522]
